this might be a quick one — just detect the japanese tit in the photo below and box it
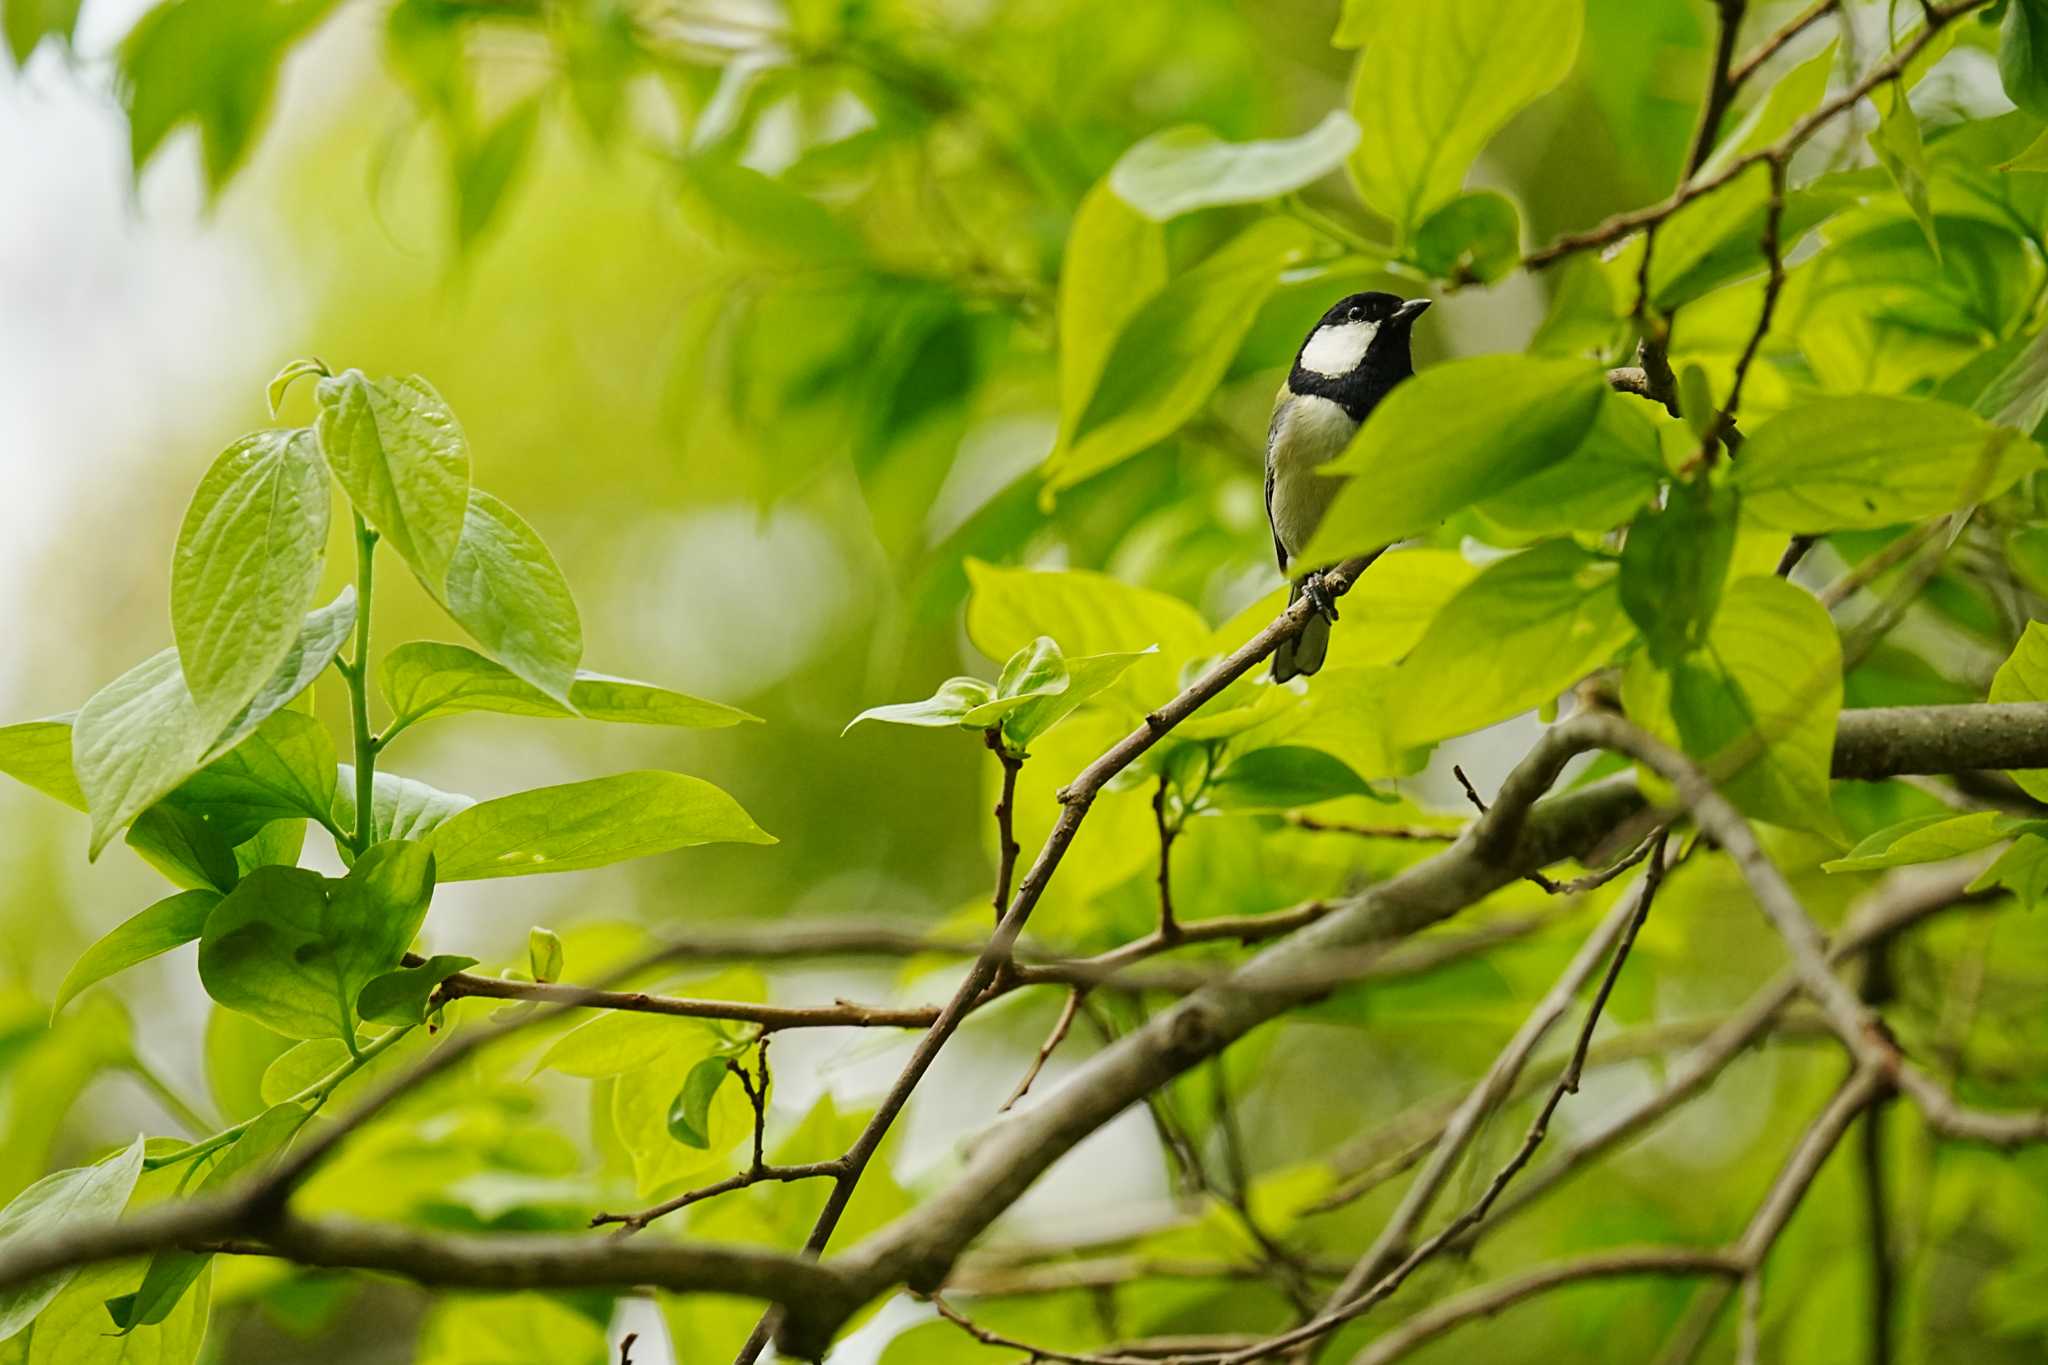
[1267,291,1432,682]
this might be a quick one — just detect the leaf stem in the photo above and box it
[144,1025,413,1170]
[123,1057,216,1136]
[346,513,379,855]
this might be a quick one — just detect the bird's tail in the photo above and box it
[1273,583,1331,682]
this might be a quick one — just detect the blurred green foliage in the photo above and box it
[7,0,2048,1362]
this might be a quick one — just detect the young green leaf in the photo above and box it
[114,1104,307,1332]
[126,803,238,892]
[197,842,435,1040]
[232,818,306,877]
[1968,832,2048,909]
[1000,647,1152,753]
[1298,356,1607,564]
[173,708,337,845]
[535,1011,709,1079]
[332,766,476,848]
[1205,745,1376,811]
[1822,811,2031,873]
[0,1134,145,1341]
[0,717,85,811]
[357,953,477,1026]
[1619,478,1738,666]
[425,771,774,881]
[1974,326,2048,435]
[965,559,1208,704]
[1868,92,1939,258]
[1385,540,1636,746]
[51,890,221,1017]
[843,676,997,734]
[438,489,582,704]
[2001,0,2048,119]
[170,428,330,732]
[455,97,538,247]
[1410,190,1520,284]
[667,1055,732,1149]
[1731,397,2043,532]
[1623,575,1843,838]
[4,0,81,64]
[1471,392,1664,539]
[1990,621,2048,802]
[72,648,212,860]
[1046,217,1314,494]
[313,370,471,589]
[380,641,757,734]
[1059,180,1168,423]
[528,927,563,983]
[202,586,357,764]
[1108,112,1359,221]
[1348,0,1582,239]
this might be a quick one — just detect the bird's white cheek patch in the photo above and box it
[1299,320,1378,377]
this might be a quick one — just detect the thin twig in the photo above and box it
[1000,988,1085,1111]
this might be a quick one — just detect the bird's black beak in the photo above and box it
[1394,298,1433,323]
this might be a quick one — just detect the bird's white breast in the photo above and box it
[1269,394,1360,568]
[1298,319,1378,377]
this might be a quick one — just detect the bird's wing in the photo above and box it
[1265,391,1290,574]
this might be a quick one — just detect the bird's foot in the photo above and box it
[1301,571,1340,624]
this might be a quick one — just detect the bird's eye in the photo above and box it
[1347,308,1362,321]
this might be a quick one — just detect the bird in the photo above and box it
[1267,290,1432,682]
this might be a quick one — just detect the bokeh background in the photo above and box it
[4,1,2046,1361]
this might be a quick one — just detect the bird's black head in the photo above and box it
[1288,291,1431,418]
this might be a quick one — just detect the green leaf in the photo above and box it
[439,489,582,704]
[999,648,1152,753]
[1968,833,2048,909]
[843,677,996,734]
[357,954,477,1026]
[0,1135,144,1342]
[266,358,329,418]
[965,559,1209,704]
[379,641,756,734]
[4,0,81,64]
[1299,356,1607,564]
[0,719,85,811]
[115,1106,305,1332]
[1623,575,1843,837]
[535,1011,708,1079]
[332,767,475,848]
[2002,0,2048,119]
[203,586,357,763]
[1409,190,1520,284]
[119,0,338,193]
[455,98,538,248]
[170,429,330,732]
[52,891,221,1017]
[125,805,238,893]
[1347,0,1582,239]
[232,818,305,877]
[1647,165,1855,311]
[1619,479,1738,666]
[33,1259,209,1365]
[1823,811,2029,873]
[1045,217,1314,493]
[1990,620,2048,802]
[667,1055,732,1148]
[173,709,337,845]
[197,842,435,1041]
[417,1293,608,1365]
[1974,326,2048,434]
[258,1038,349,1106]
[313,370,471,590]
[529,928,563,984]
[1108,112,1360,220]
[425,771,774,881]
[1869,91,1939,258]
[1732,397,2043,532]
[1387,540,1637,746]
[72,650,211,861]
[2003,125,2048,171]
[1059,180,1168,425]
[1207,746,1375,811]
[1470,391,1664,539]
